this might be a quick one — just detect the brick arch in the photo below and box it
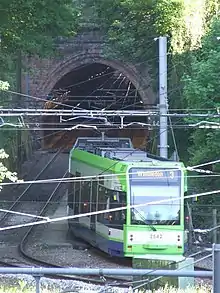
[37,52,155,106]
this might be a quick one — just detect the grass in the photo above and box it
[0,284,212,293]
[0,277,212,293]
[134,283,212,293]
[0,282,60,293]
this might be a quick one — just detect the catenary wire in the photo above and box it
[0,43,218,188]
[0,157,220,186]
[1,164,220,186]
[1,123,220,131]
[132,252,212,290]
[102,249,211,289]
[0,50,172,112]
[0,187,219,232]
[62,39,159,90]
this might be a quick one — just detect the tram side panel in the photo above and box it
[68,158,127,256]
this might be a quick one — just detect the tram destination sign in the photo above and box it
[129,168,180,183]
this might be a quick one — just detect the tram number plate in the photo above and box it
[149,232,163,240]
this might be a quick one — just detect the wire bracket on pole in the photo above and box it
[99,269,106,283]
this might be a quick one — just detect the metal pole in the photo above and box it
[158,36,168,158]
[0,267,212,277]
[213,209,217,243]
[188,205,193,249]
[213,243,220,293]
[34,275,41,293]
[16,51,22,172]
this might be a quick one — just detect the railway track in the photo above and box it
[0,142,210,288]
[0,147,131,288]
[18,189,131,287]
[0,150,64,222]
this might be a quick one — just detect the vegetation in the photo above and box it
[0,282,212,293]
[182,17,220,203]
[0,276,212,293]
[91,0,182,59]
[0,0,82,169]
[0,0,80,55]
[88,0,220,197]
[0,0,81,86]
[0,149,22,190]
[0,0,219,196]
[138,284,212,292]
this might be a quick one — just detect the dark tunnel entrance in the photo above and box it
[43,63,150,149]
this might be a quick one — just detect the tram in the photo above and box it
[67,137,187,257]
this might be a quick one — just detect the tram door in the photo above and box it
[90,180,97,231]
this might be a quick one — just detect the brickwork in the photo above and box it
[22,29,156,107]
[21,29,156,149]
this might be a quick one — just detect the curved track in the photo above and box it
[1,143,209,288]
[0,147,131,288]
[0,150,63,223]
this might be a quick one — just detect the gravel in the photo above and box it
[0,150,213,291]
[25,194,130,270]
[0,274,130,292]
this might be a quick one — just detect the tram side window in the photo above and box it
[97,185,109,222]
[91,180,98,212]
[97,184,126,229]
[108,191,126,229]
[68,173,74,209]
[74,171,81,215]
[81,180,91,213]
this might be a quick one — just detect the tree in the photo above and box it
[0,81,9,91]
[0,149,22,191]
[88,0,218,161]
[0,0,80,55]
[0,0,82,88]
[0,1,82,173]
[90,0,183,62]
[182,17,220,203]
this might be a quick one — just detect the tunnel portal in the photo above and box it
[43,63,150,149]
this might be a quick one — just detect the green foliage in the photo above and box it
[0,149,22,190]
[0,0,80,56]
[88,0,218,162]
[136,283,211,292]
[91,0,183,62]
[0,0,81,92]
[0,81,9,91]
[0,0,82,170]
[182,17,220,202]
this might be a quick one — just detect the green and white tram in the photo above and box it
[67,137,187,257]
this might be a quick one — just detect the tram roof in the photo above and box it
[72,137,174,163]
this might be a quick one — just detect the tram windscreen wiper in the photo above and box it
[133,208,157,231]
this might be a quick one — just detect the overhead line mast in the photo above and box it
[158,36,168,158]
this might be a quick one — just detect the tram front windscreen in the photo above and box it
[129,168,181,225]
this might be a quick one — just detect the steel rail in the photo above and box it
[0,149,64,224]
[17,171,130,287]
[0,135,130,286]
[19,170,68,254]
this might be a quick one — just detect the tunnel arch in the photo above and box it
[38,53,155,149]
[38,52,155,106]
